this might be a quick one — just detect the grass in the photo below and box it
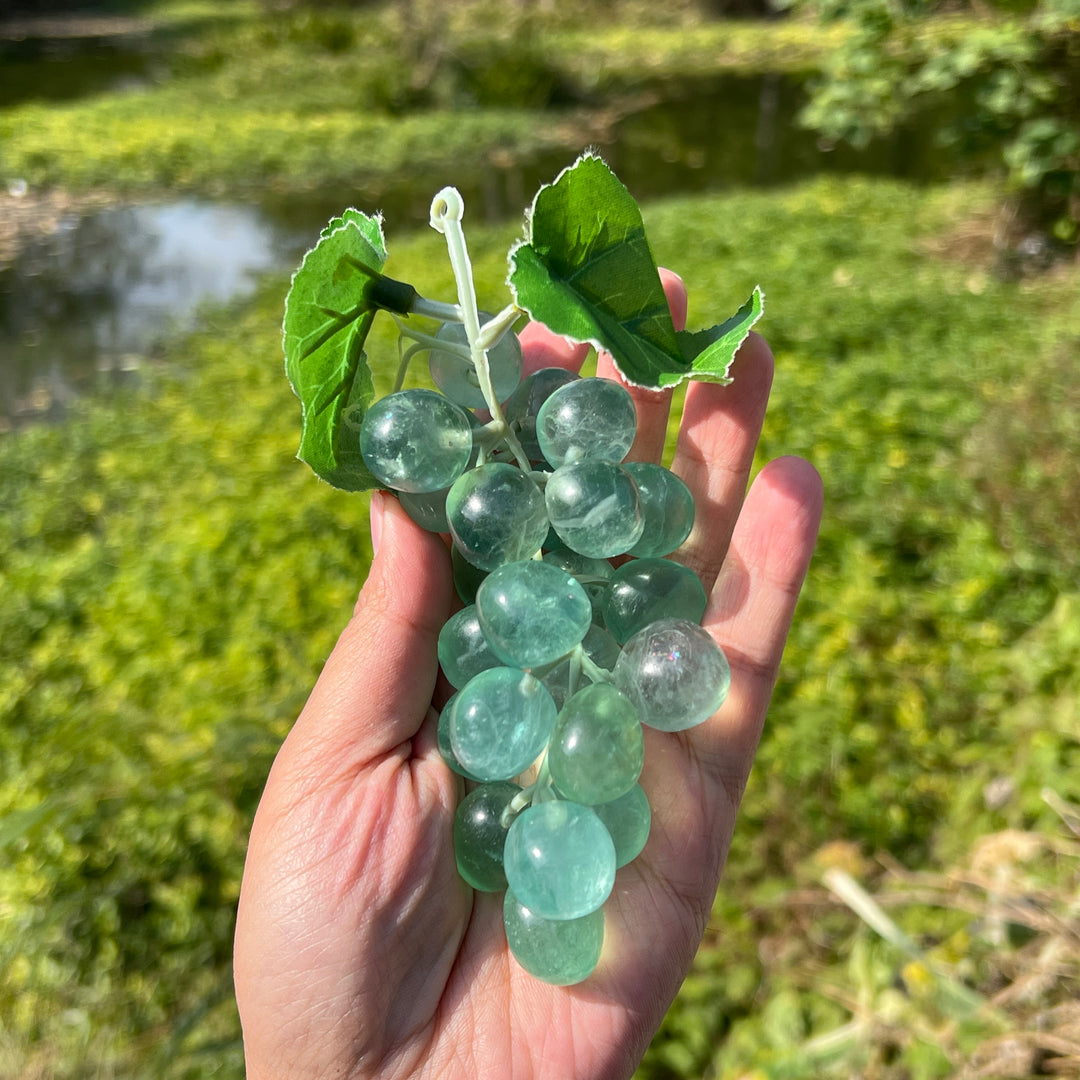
[1,172,1078,1078]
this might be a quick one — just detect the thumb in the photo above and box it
[285,491,454,772]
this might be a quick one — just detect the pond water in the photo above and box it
[0,200,311,427]
[0,58,970,427]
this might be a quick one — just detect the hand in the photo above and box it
[233,273,823,1080]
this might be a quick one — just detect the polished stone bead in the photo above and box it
[436,693,480,780]
[623,462,695,557]
[613,618,731,732]
[358,389,473,493]
[446,462,549,572]
[536,378,637,467]
[601,557,707,644]
[591,784,651,867]
[503,367,580,460]
[504,888,604,985]
[398,486,450,533]
[449,667,556,781]
[545,460,644,558]
[437,604,501,689]
[476,559,591,668]
[503,800,616,920]
[453,781,521,892]
[452,545,487,605]
[548,683,644,805]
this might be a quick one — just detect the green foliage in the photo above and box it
[509,154,761,388]
[283,210,388,490]
[0,96,575,198]
[966,338,1080,579]
[633,175,1080,1079]
[0,280,379,1077]
[3,177,1080,1078]
[0,2,838,199]
[785,0,1080,246]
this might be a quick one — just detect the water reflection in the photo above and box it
[605,73,962,196]
[0,70,967,428]
[0,200,307,427]
[0,20,159,107]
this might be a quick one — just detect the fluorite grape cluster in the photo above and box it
[358,325,731,984]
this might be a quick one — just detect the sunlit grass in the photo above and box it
[2,172,1078,1078]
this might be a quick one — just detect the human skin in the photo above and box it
[234,271,824,1080]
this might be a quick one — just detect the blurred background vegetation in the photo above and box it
[1,0,1078,1078]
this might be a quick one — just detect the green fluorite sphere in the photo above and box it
[437,604,500,689]
[536,377,637,467]
[548,683,644,805]
[503,800,616,920]
[613,618,731,732]
[449,667,555,781]
[503,888,604,985]
[437,693,480,780]
[451,545,487,605]
[624,462,695,558]
[358,389,473,493]
[592,784,651,867]
[545,460,644,559]
[453,781,521,892]
[601,557,708,645]
[446,463,549,572]
[503,367,579,461]
[476,560,591,669]
[398,486,451,533]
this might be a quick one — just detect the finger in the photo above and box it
[280,492,453,778]
[517,320,591,378]
[595,268,688,464]
[658,265,688,332]
[695,455,823,804]
[670,332,774,591]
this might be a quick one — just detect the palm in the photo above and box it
[238,662,734,1080]
[235,289,823,1080]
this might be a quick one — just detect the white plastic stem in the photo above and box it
[579,651,614,685]
[429,187,532,471]
[430,188,481,334]
[477,303,523,351]
[392,314,471,359]
[392,342,427,393]
[568,645,583,699]
[410,295,461,322]
[502,754,554,824]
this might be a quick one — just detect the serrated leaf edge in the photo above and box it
[507,149,684,390]
[282,212,387,385]
[282,213,388,488]
[651,285,765,390]
[506,154,765,391]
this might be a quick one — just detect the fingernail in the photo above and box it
[370,491,386,556]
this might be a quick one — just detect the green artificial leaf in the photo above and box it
[283,211,389,490]
[508,152,764,390]
[509,153,689,388]
[673,285,765,388]
[320,208,387,248]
